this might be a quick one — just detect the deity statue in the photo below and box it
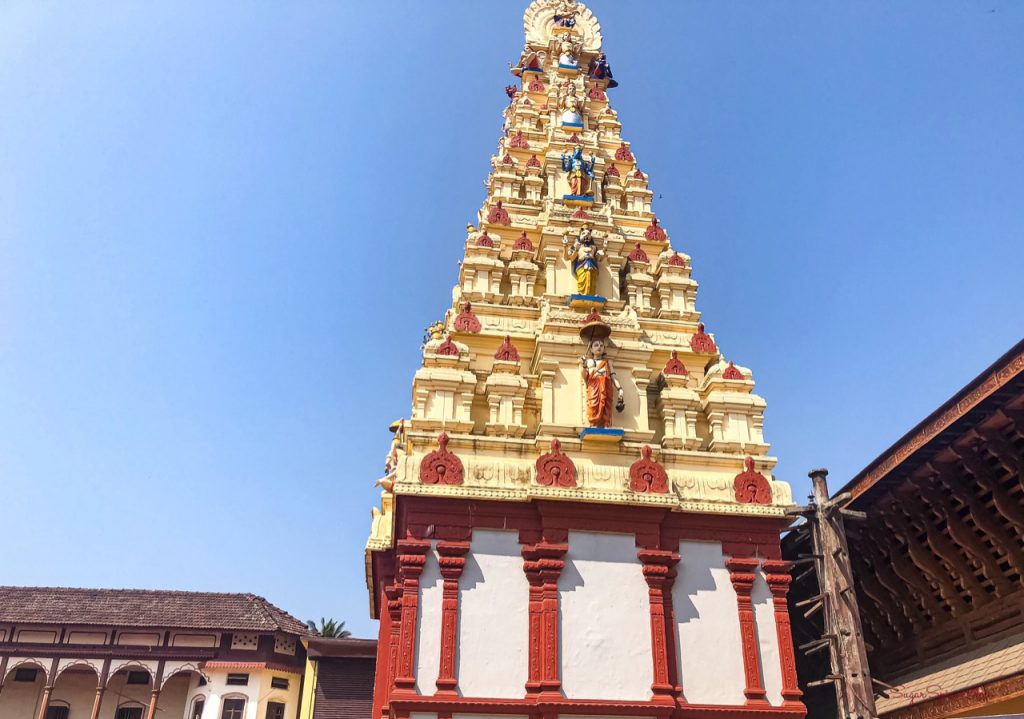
[510,44,546,76]
[560,144,596,197]
[562,225,604,296]
[381,418,406,480]
[588,52,618,88]
[579,315,624,428]
[558,81,583,126]
[558,35,583,67]
[553,0,578,28]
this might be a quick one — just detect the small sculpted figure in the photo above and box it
[560,144,596,196]
[558,81,583,125]
[588,52,618,88]
[558,35,583,67]
[581,336,624,428]
[510,44,545,76]
[562,225,604,296]
[553,0,577,28]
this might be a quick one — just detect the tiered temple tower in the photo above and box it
[366,2,804,718]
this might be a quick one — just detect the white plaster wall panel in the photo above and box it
[559,531,652,700]
[0,671,48,718]
[49,670,103,716]
[457,529,529,698]
[415,542,443,694]
[171,633,218,647]
[116,632,161,646]
[673,540,746,705]
[67,631,108,644]
[753,566,783,706]
[16,629,57,643]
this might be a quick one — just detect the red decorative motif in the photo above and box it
[526,154,541,168]
[663,351,688,376]
[627,242,649,263]
[501,153,514,165]
[567,133,580,143]
[475,231,495,248]
[509,130,530,149]
[734,457,771,505]
[571,206,590,220]
[689,322,717,354]
[487,200,511,225]
[435,336,460,356]
[634,169,645,180]
[667,252,686,267]
[535,438,576,488]
[587,86,606,100]
[629,445,669,494]
[512,231,534,251]
[527,78,545,93]
[605,163,620,177]
[522,542,568,697]
[645,216,667,242]
[494,335,520,362]
[419,433,464,486]
[453,303,481,333]
[722,361,744,380]
[614,142,633,161]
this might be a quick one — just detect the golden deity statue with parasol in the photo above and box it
[579,310,625,428]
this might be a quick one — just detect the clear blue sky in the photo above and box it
[2,1,1022,638]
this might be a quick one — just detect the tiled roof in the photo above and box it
[0,586,308,635]
[876,632,1024,715]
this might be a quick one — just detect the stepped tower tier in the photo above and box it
[366,2,804,718]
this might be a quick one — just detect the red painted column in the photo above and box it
[435,540,470,695]
[393,539,431,696]
[762,559,804,707]
[374,582,401,719]
[522,546,544,695]
[726,557,769,706]
[639,549,680,704]
[523,541,567,698]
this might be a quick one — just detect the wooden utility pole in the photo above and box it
[790,468,877,719]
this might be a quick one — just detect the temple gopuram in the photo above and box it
[364,2,805,719]
[786,339,1024,719]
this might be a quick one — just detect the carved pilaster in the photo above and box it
[522,541,567,697]
[726,558,768,706]
[639,548,680,702]
[393,539,431,695]
[435,541,470,695]
[762,560,803,706]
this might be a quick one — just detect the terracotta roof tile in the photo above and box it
[876,632,1024,714]
[0,586,308,635]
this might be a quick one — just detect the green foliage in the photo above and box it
[306,617,352,638]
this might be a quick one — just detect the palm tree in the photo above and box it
[306,617,352,638]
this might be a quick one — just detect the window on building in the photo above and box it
[266,702,285,719]
[191,699,205,719]
[116,708,144,719]
[221,698,245,719]
[14,668,38,682]
[126,671,151,685]
[197,675,207,686]
[225,673,249,686]
[45,707,69,719]
[270,677,289,690]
